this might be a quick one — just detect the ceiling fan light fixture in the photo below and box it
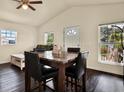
[13,0,43,11]
[22,4,28,10]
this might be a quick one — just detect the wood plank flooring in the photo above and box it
[0,63,123,92]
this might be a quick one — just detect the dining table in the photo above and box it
[25,51,78,92]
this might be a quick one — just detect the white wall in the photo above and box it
[37,3,124,75]
[0,21,37,64]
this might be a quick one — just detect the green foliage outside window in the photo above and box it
[47,33,54,45]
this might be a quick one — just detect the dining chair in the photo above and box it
[67,47,80,53]
[65,51,89,92]
[24,52,58,91]
[66,47,81,89]
[67,47,80,65]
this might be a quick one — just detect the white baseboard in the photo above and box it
[88,66,123,76]
[0,61,9,64]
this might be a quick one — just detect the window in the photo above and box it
[0,30,17,45]
[63,26,80,51]
[98,22,124,66]
[44,32,54,45]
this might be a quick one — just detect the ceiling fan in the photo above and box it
[13,0,43,11]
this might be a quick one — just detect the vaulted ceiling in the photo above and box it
[0,0,124,26]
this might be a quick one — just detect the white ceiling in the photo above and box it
[0,0,124,26]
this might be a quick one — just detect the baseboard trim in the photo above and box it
[0,62,123,78]
[87,68,123,78]
[0,61,9,64]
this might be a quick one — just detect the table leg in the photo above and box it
[25,67,31,91]
[20,60,23,70]
[57,64,65,92]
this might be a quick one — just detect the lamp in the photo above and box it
[22,4,28,10]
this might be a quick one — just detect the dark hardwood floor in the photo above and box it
[0,63,123,92]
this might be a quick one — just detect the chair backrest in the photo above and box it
[76,51,89,79]
[67,47,80,53]
[24,52,43,81]
[34,45,53,52]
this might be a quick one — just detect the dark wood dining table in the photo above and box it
[25,51,78,92]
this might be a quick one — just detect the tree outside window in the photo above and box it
[44,32,54,45]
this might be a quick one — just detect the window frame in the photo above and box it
[0,29,17,45]
[98,22,124,66]
[63,25,80,51]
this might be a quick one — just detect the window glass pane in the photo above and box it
[47,33,54,45]
[7,31,11,37]
[44,32,54,45]
[11,32,16,37]
[100,43,123,63]
[100,26,109,43]
[100,44,108,61]
[1,30,6,34]
[1,33,6,37]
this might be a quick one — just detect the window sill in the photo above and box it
[99,60,124,66]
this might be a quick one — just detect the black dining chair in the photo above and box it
[24,52,58,91]
[67,47,80,53]
[65,51,89,92]
[66,47,80,89]
[67,47,80,66]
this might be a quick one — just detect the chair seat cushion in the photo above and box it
[35,48,46,52]
[44,65,51,69]
[42,67,58,79]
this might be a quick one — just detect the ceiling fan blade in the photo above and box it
[13,0,21,2]
[16,4,22,9]
[29,1,42,4]
[28,5,36,11]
